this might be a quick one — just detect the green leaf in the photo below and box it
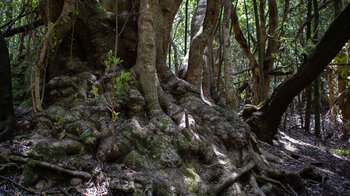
[113,111,118,121]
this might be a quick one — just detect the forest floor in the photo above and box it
[260,126,350,196]
[1,108,350,195]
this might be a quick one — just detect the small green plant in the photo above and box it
[331,146,350,158]
[91,85,99,97]
[76,127,91,142]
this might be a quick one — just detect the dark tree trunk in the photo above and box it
[244,4,350,143]
[0,31,15,141]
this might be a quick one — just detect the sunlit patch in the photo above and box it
[212,144,229,166]
[279,139,298,152]
[201,93,213,106]
[178,112,200,141]
[183,166,203,193]
[280,132,314,148]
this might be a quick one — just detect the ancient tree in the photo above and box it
[0,0,328,194]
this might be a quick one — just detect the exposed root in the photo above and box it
[250,173,266,196]
[256,175,292,195]
[215,161,256,194]
[1,153,92,179]
[0,162,18,171]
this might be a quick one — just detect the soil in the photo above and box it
[1,109,350,195]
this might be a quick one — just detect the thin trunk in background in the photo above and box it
[304,0,312,132]
[313,0,321,137]
[253,0,265,102]
[223,0,235,109]
[184,0,189,56]
[327,66,335,122]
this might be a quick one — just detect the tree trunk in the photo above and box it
[327,66,335,122]
[34,0,77,112]
[253,0,265,103]
[186,0,220,91]
[244,4,350,143]
[304,0,313,132]
[263,0,278,97]
[136,0,163,118]
[223,0,235,109]
[313,0,321,137]
[0,30,14,141]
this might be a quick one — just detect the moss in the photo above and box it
[123,150,151,169]
[34,143,66,162]
[179,163,203,195]
[21,164,39,185]
[118,125,147,155]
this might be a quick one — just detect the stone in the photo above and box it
[70,177,82,186]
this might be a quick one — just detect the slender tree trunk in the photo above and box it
[223,0,235,109]
[171,40,179,76]
[184,0,189,56]
[231,5,259,103]
[313,0,321,137]
[263,0,278,97]
[327,66,335,122]
[253,0,265,102]
[304,0,313,132]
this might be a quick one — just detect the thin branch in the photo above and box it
[4,19,44,37]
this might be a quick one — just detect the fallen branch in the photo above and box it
[215,161,256,194]
[0,174,35,194]
[3,153,92,179]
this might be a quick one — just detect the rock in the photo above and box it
[35,179,49,190]
[70,177,82,186]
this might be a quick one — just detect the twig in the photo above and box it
[0,175,35,194]
[287,184,298,196]
[215,161,256,194]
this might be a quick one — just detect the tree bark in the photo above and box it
[223,0,235,109]
[327,66,335,122]
[244,4,350,143]
[0,31,15,141]
[253,0,265,102]
[186,0,221,91]
[136,0,163,117]
[263,0,278,97]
